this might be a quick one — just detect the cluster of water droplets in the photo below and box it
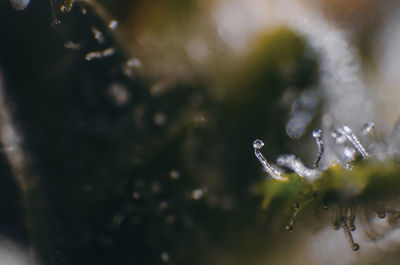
[253,118,400,253]
[252,119,400,183]
[55,0,148,110]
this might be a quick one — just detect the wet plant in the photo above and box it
[254,121,400,251]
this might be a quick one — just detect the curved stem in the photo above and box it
[276,154,320,181]
[253,140,287,181]
[338,126,369,158]
[312,129,324,169]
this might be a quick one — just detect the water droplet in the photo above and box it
[161,252,170,262]
[9,0,30,10]
[253,139,264,149]
[191,189,204,200]
[285,89,320,139]
[85,51,102,61]
[64,41,81,50]
[109,20,118,30]
[343,147,356,161]
[132,191,140,199]
[51,19,61,28]
[122,58,142,77]
[108,83,130,106]
[351,244,360,251]
[253,139,287,181]
[102,47,116,57]
[153,112,167,126]
[285,225,293,231]
[92,27,104,43]
[127,58,142,68]
[331,131,347,144]
[312,129,321,138]
[60,0,74,12]
[297,89,319,109]
[159,201,168,210]
[85,48,115,61]
[169,170,180,180]
[286,118,306,139]
[361,122,375,136]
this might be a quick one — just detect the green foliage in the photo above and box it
[257,161,400,215]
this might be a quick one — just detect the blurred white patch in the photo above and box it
[213,1,373,166]
[286,88,319,139]
[376,9,400,87]
[64,41,81,50]
[0,238,36,265]
[85,48,115,61]
[150,80,172,97]
[108,20,118,30]
[122,58,142,77]
[153,112,167,126]
[191,188,206,200]
[372,6,400,135]
[279,0,372,131]
[9,0,30,11]
[186,38,210,63]
[92,27,105,44]
[161,251,170,262]
[108,83,130,106]
[306,214,400,265]
[126,58,142,69]
[169,169,180,180]
[309,227,358,265]
[212,0,282,51]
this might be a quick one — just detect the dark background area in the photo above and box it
[0,1,319,264]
